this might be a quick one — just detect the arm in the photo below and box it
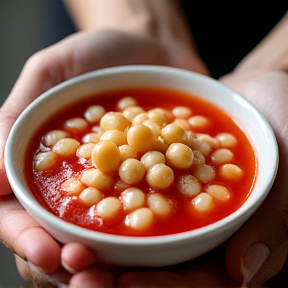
[63,0,193,45]
[62,0,208,74]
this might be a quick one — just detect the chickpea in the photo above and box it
[61,179,85,196]
[96,197,122,220]
[123,106,145,121]
[173,118,190,130]
[142,119,161,138]
[100,130,127,146]
[76,143,95,159]
[187,137,211,157]
[141,151,165,170]
[125,207,154,229]
[127,124,156,152]
[147,193,171,216]
[91,140,121,172]
[119,159,146,185]
[161,123,187,144]
[33,151,58,171]
[117,96,137,110]
[146,163,174,190]
[216,133,237,148]
[193,164,215,183]
[151,136,169,154]
[42,130,67,147]
[184,130,196,147]
[79,187,102,205]
[80,168,114,190]
[165,143,194,169]
[91,126,103,134]
[192,192,214,212]
[132,112,148,125]
[84,105,106,123]
[64,117,88,132]
[147,108,171,126]
[100,112,131,131]
[205,185,231,201]
[197,134,218,148]
[120,187,145,211]
[119,144,138,161]
[172,106,192,119]
[52,138,80,157]
[211,148,234,164]
[82,132,102,144]
[188,115,210,130]
[218,164,244,181]
[114,180,130,193]
[178,174,201,196]
[192,150,205,166]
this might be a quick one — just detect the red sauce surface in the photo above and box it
[25,87,257,236]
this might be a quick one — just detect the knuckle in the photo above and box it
[24,50,48,72]
[24,49,65,88]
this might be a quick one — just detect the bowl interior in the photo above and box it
[5,65,278,245]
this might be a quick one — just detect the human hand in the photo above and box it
[57,70,288,288]
[0,29,208,286]
[220,69,288,287]
[60,70,288,288]
[58,243,241,288]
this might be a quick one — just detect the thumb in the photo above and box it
[0,54,56,195]
[226,159,288,287]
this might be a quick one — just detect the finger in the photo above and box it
[116,247,239,288]
[0,195,61,274]
[117,270,186,288]
[61,242,97,274]
[226,174,288,286]
[117,267,233,288]
[15,254,70,287]
[69,267,114,288]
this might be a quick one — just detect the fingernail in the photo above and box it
[61,260,77,275]
[241,243,270,287]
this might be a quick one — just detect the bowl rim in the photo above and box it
[4,64,279,246]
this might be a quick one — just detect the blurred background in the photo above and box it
[0,1,75,287]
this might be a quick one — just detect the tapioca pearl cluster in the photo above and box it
[33,96,244,229]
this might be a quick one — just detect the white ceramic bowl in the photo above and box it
[5,65,278,267]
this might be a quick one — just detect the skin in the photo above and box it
[1,1,288,287]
